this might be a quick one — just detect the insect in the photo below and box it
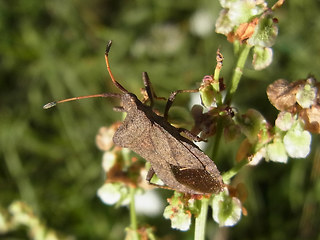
[44,41,224,195]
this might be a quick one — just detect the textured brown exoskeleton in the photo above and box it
[44,41,224,195]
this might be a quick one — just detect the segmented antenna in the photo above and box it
[43,101,57,109]
[43,40,128,109]
[43,93,122,109]
[105,40,129,93]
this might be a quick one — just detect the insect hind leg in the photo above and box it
[177,128,205,142]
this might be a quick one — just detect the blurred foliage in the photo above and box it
[0,0,319,239]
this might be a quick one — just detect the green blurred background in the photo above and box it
[1,0,320,239]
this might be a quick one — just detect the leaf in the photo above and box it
[275,111,295,131]
[236,108,269,144]
[296,84,317,108]
[267,79,300,111]
[215,9,234,35]
[252,46,273,70]
[266,140,288,163]
[212,189,242,227]
[97,183,130,206]
[300,105,320,134]
[283,127,311,158]
[234,18,259,42]
[247,15,278,48]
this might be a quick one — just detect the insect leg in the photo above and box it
[113,106,126,112]
[142,72,155,106]
[177,128,206,142]
[164,89,199,120]
[146,167,182,191]
[146,167,156,182]
[141,72,166,107]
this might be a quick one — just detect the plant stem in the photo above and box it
[198,44,252,240]
[222,159,249,183]
[129,187,139,240]
[212,118,223,158]
[212,44,252,159]
[225,44,252,104]
[194,197,209,240]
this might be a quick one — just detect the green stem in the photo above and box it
[211,44,252,164]
[211,118,223,159]
[211,45,251,159]
[222,159,249,183]
[197,44,251,240]
[225,44,252,104]
[194,197,209,240]
[129,187,139,240]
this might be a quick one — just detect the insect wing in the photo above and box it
[150,124,224,194]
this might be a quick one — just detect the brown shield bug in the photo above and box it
[44,41,224,195]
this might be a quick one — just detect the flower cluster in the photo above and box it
[163,192,195,231]
[163,187,246,231]
[215,0,280,70]
[265,77,319,163]
[267,77,320,134]
[233,77,320,165]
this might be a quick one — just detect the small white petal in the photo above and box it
[284,130,311,158]
[97,183,121,205]
[135,190,163,217]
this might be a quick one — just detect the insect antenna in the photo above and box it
[105,40,129,93]
[43,40,129,110]
[43,93,122,109]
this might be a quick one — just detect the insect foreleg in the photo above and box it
[141,72,166,107]
[164,89,199,120]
